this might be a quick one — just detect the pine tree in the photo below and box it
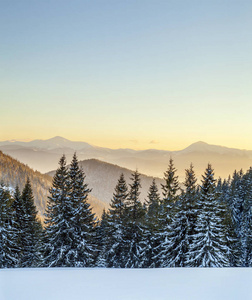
[20,178,42,267]
[227,169,252,266]
[123,170,145,268]
[42,154,96,267]
[103,173,128,268]
[239,168,252,266]
[11,186,25,267]
[68,153,97,267]
[0,184,18,268]
[167,164,198,267]
[161,158,180,209]
[141,179,161,268]
[96,209,109,267]
[187,164,229,267]
[155,159,180,267]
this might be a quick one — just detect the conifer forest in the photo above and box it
[1,153,252,269]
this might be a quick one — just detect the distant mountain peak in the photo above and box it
[193,141,208,145]
[181,141,212,153]
[47,136,70,142]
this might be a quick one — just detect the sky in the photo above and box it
[0,0,251,150]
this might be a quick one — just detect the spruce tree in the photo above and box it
[123,170,145,268]
[96,209,109,267]
[42,154,96,267]
[68,153,97,267]
[11,186,26,267]
[20,178,42,267]
[187,164,229,267]
[141,179,161,268]
[167,164,198,267]
[104,173,128,268]
[0,184,18,268]
[155,159,180,267]
[161,158,180,208]
[227,169,252,266]
[41,154,71,267]
[239,168,252,266]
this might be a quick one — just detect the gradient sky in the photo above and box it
[0,0,251,150]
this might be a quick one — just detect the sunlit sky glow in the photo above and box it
[0,0,251,150]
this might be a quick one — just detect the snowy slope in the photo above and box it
[0,268,251,300]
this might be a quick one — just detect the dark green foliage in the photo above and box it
[168,164,198,267]
[0,184,18,268]
[155,159,180,267]
[161,158,180,208]
[141,179,161,268]
[20,178,42,267]
[123,170,145,268]
[102,173,128,268]
[2,150,252,269]
[42,154,96,267]
[187,165,229,267]
[0,150,52,217]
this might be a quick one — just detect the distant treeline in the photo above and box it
[0,154,251,268]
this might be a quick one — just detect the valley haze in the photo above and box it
[1,136,252,181]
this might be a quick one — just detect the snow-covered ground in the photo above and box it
[0,268,251,300]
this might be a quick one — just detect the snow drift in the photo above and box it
[0,268,251,300]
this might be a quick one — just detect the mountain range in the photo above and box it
[1,136,252,180]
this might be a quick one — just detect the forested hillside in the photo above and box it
[47,158,165,206]
[0,151,106,218]
[1,154,252,268]
[0,151,51,215]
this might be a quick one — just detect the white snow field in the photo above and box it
[0,268,251,300]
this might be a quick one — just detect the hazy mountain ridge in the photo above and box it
[0,151,106,219]
[1,137,252,180]
[47,158,165,206]
[0,151,51,215]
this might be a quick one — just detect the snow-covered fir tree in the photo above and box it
[96,209,109,267]
[41,154,96,267]
[167,164,198,267]
[123,170,145,268]
[141,179,161,268]
[20,178,42,267]
[11,186,26,267]
[226,169,252,266]
[0,183,18,268]
[187,164,229,267]
[155,158,180,267]
[239,168,252,266]
[68,153,97,266]
[101,173,128,268]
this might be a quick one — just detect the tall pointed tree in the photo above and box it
[103,173,128,267]
[20,178,42,267]
[155,158,180,267]
[161,158,180,209]
[68,153,97,267]
[0,184,18,268]
[123,170,145,268]
[141,179,161,268]
[187,164,229,267]
[41,154,71,267]
[167,164,198,267]
[42,154,96,267]
[11,186,26,267]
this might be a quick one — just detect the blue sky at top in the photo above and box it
[0,0,251,149]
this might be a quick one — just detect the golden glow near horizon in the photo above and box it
[0,1,251,151]
[1,131,252,152]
